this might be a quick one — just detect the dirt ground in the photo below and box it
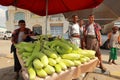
[0,40,16,80]
[84,72,120,80]
[0,56,120,80]
[0,40,120,80]
[0,57,15,80]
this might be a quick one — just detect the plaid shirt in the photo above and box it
[11,28,30,43]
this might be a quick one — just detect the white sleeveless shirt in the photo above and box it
[18,32,24,43]
[110,31,119,48]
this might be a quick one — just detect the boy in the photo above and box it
[108,26,120,64]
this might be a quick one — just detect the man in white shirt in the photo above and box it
[69,15,80,48]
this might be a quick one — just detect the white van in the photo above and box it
[0,30,12,40]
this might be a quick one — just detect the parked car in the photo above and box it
[0,31,12,40]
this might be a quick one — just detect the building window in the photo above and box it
[14,12,25,22]
[32,25,42,35]
[50,26,63,37]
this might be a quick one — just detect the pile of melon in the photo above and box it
[15,36,96,80]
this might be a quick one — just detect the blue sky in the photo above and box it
[0,5,7,27]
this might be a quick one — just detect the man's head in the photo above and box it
[72,15,79,23]
[18,20,26,28]
[112,26,118,33]
[88,14,95,23]
[78,19,84,26]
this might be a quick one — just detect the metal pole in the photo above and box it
[45,0,48,35]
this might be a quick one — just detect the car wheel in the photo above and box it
[4,36,8,40]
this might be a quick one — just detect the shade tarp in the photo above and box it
[63,0,120,25]
[0,0,103,16]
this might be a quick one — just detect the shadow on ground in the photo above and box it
[0,66,24,80]
[0,66,16,80]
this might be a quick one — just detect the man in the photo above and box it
[84,14,106,71]
[69,15,80,48]
[69,15,84,80]
[11,20,33,79]
[78,19,85,49]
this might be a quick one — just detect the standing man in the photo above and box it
[84,14,106,71]
[11,20,33,79]
[78,19,85,49]
[70,15,86,80]
[69,15,80,48]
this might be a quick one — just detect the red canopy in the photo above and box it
[0,0,103,16]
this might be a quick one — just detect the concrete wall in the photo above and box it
[6,6,69,35]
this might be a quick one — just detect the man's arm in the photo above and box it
[107,32,111,42]
[22,28,34,40]
[118,34,120,44]
[99,31,102,46]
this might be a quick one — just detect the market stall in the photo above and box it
[0,0,103,80]
[12,35,99,80]
[17,51,99,80]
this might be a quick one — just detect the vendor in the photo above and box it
[11,20,33,79]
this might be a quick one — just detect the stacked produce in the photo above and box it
[15,35,96,80]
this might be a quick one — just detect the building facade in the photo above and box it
[6,6,69,37]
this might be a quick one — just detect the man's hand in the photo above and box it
[99,41,102,46]
[22,34,28,40]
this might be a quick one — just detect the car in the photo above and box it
[0,31,12,40]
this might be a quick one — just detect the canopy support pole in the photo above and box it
[45,0,48,35]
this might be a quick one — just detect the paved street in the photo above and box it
[0,39,120,80]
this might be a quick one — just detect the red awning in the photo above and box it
[0,0,103,16]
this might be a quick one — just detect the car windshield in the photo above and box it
[6,31,11,33]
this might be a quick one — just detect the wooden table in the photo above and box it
[16,52,99,80]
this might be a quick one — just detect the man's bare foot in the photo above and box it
[99,66,107,72]
[108,62,112,65]
[112,61,117,65]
